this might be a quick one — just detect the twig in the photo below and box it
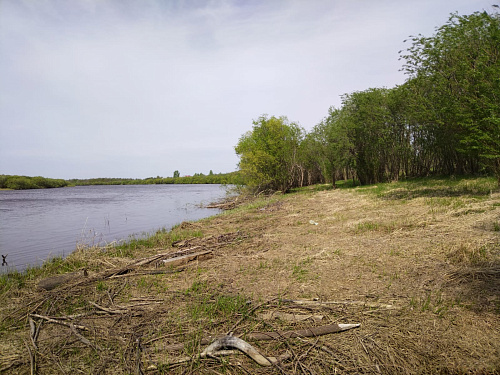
[143,332,186,346]
[69,323,101,351]
[88,301,127,314]
[107,268,183,279]
[24,340,35,375]
[30,314,89,331]
[136,338,144,375]
[28,317,39,350]
[259,320,300,375]
[258,311,324,322]
[228,297,278,334]
[281,299,397,310]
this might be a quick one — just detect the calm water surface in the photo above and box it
[0,184,227,271]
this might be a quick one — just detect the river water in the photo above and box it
[0,184,228,272]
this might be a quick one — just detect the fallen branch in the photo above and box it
[69,323,101,351]
[156,338,291,368]
[24,340,35,375]
[37,269,88,290]
[160,250,213,267]
[202,335,274,366]
[282,299,397,310]
[29,314,89,331]
[107,268,183,279]
[258,311,324,322]
[28,317,40,350]
[163,323,360,352]
[88,301,127,315]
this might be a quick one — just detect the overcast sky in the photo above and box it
[0,0,496,179]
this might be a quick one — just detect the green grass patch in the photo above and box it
[409,291,461,318]
[494,222,500,232]
[355,221,381,233]
[184,280,249,323]
[292,257,313,281]
[0,255,88,295]
[353,176,498,200]
[110,226,203,256]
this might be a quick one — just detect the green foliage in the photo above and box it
[0,175,68,190]
[234,9,500,189]
[401,11,500,183]
[235,115,304,192]
[67,171,242,186]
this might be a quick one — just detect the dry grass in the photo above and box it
[1,178,499,374]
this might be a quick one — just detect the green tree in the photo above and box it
[173,170,180,178]
[339,88,396,185]
[235,115,304,192]
[401,11,500,184]
[305,107,353,187]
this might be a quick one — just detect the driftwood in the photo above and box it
[36,232,241,290]
[282,299,397,310]
[163,323,360,352]
[161,250,213,267]
[103,248,212,277]
[205,198,240,210]
[37,269,88,290]
[37,248,211,290]
[153,336,292,368]
[258,311,324,322]
[203,336,274,366]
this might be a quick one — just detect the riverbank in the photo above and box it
[0,172,242,190]
[1,177,499,374]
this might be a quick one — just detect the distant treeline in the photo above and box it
[235,11,500,192]
[68,171,243,186]
[0,172,243,190]
[0,175,68,190]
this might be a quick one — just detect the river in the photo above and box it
[0,184,228,272]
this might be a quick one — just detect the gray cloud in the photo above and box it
[0,0,495,178]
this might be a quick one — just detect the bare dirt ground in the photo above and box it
[1,180,499,374]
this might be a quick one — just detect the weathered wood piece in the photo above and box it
[282,299,397,310]
[37,269,88,290]
[258,311,324,322]
[163,323,360,352]
[152,338,291,368]
[202,335,274,366]
[160,250,213,267]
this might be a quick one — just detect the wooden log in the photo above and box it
[37,269,87,291]
[104,250,212,278]
[160,250,213,267]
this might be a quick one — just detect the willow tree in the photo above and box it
[401,10,500,184]
[339,88,400,184]
[235,115,304,193]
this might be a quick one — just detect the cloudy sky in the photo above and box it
[0,0,496,179]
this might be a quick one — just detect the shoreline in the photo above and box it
[1,177,499,374]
